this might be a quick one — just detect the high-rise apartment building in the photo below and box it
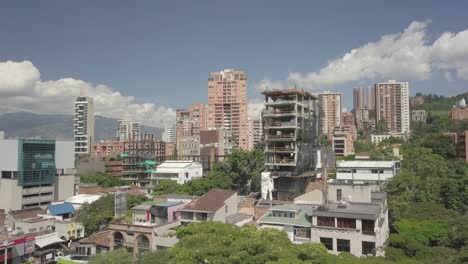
[262,89,319,200]
[74,96,95,156]
[252,119,263,147]
[208,69,249,150]
[353,87,375,111]
[162,126,177,144]
[318,92,342,137]
[176,103,207,156]
[341,112,355,127]
[247,119,263,150]
[117,120,141,142]
[374,80,410,133]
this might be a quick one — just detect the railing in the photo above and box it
[262,109,296,115]
[266,158,295,164]
[265,121,296,127]
[266,147,295,152]
[266,134,295,139]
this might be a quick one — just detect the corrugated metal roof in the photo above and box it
[47,202,75,215]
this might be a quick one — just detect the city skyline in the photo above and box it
[1,1,468,128]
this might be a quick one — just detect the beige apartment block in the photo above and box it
[208,69,249,150]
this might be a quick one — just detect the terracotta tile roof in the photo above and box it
[181,189,236,213]
[11,207,46,220]
[79,230,111,248]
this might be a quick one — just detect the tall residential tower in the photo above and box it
[74,96,95,156]
[208,69,249,150]
[318,92,342,137]
[374,80,410,133]
[117,120,141,142]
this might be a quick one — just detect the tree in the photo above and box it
[80,173,127,187]
[76,194,147,235]
[153,180,181,195]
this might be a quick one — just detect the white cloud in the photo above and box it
[253,79,286,91]
[0,60,175,128]
[248,100,264,120]
[288,21,468,89]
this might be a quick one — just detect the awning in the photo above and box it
[35,233,65,248]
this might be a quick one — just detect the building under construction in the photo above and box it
[121,134,165,187]
[262,89,319,200]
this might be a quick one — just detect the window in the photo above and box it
[371,169,379,173]
[225,205,228,213]
[320,237,333,250]
[337,218,356,229]
[362,241,376,255]
[362,220,375,235]
[317,217,335,227]
[337,239,350,252]
[336,189,342,201]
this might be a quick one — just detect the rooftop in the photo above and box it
[65,194,102,204]
[181,189,236,213]
[313,202,382,220]
[226,213,253,225]
[157,160,201,169]
[10,207,46,220]
[258,205,314,228]
[261,88,316,98]
[79,230,111,248]
[48,202,75,215]
[156,194,197,200]
[336,160,398,168]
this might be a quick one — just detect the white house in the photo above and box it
[150,160,203,185]
[336,160,400,184]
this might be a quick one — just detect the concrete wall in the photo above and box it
[327,184,372,203]
[0,179,22,211]
[212,193,237,222]
[76,158,105,176]
[56,141,75,170]
[294,189,322,205]
[0,139,19,171]
[167,204,185,222]
[55,174,76,201]
[15,219,53,233]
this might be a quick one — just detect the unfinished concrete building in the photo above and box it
[262,89,319,200]
[122,134,166,187]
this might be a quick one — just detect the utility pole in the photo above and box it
[321,146,328,210]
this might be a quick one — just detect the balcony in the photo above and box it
[265,134,295,141]
[266,147,295,153]
[262,109,297,117]
[264,121,297,129]
[265,157,296,166]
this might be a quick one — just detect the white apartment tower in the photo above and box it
[74,96,95,156]
[117,120,141,142]
[162,126,177,144]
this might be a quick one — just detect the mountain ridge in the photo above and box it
[0,112,163,141]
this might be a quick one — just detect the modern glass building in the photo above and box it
[17,139,56,186]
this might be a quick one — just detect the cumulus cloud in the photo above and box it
[0,60,175,128]
[288,21,468,89]
[253,79,285,91]
[248,100,264,120]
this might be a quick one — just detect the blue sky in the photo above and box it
[0,1,467,127]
